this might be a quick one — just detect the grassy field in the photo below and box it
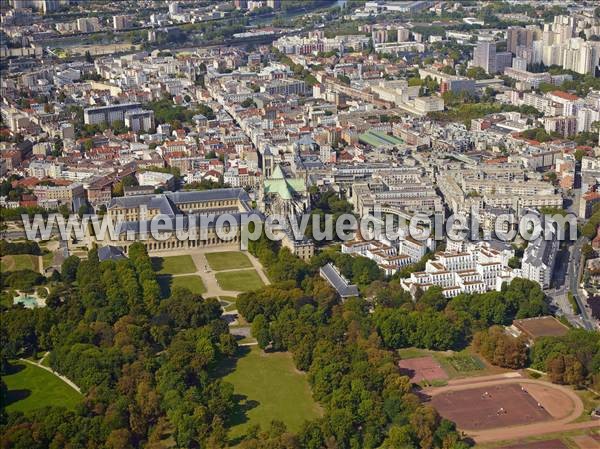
[152,255,197,275]
[42,252,54,269]
[0,255,38,272]
[220,347,321,441]
[216,269,264,292]
[157,275,206,298]
[205,251,252,271]
[2,361,82,413]
[473,428,597,449]
[446,353,485,372]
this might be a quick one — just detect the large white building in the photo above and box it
[401,241,519,298]
[521,234,559,289]
[83,103,142,126]
[342,235,431,276]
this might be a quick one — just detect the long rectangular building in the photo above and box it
[84,102,142,126]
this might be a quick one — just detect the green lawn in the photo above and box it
[220,347,321,441]
[42,252,54,269]
[157,275,206,298]
[1,255,38,272]
[205,251,252,271]
[152,255,197,275]
[215,269,264,292]
[2,361,82,413]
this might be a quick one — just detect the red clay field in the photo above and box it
[498,440,568,449]
[430,383,552,430]
[424,375,596,444]
[397,356,448,383]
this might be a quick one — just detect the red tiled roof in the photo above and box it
[550,90,579,101]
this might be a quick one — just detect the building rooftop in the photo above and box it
[319,263,359,298]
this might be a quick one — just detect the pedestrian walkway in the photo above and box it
[19,353,81,394]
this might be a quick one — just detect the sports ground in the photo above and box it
[424,374,597,444]
[431,383,552,430]
[398,356,449,383]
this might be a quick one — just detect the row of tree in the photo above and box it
[0,240,41,256]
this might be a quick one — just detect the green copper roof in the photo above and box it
[271,164,285,179]
[264,165,307,201]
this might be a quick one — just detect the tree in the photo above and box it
[61,255,80,283]
[337,74,351,85]
[251,314,271,349]
[111,120,128,135]
[112,175,138,197]
[508,256,521,269]
[466,66,492,80]
[241,98,257,108]
[473,326,528,369]
[574,149,586,162]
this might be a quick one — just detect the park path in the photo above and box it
[19,353,82,395]
[424,374,598,443]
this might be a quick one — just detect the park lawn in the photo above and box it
[42,252,54,269]
[152,255,197,275]
[205,251,252,271]
[1,255,38,272]
[157,274,206,298]
[221,347,321,441]
[215,269,264,292]
[2,361,82,413]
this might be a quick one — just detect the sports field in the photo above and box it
[221,347,321,440]
[431,383,552,430]
[398,356,448,383]
[205,251,252,271]
[397,347,489,379]
[2,362,82,413]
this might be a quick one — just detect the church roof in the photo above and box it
[271,164,285,179]
[264,165,306,200]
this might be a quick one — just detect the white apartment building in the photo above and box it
[521,233,559,289]
[342,235,431,277]
[577,107,600,133]
[400,242,518,298]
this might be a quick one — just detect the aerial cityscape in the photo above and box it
[1,0,599,448]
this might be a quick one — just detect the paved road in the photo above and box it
[568,237,596,331]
